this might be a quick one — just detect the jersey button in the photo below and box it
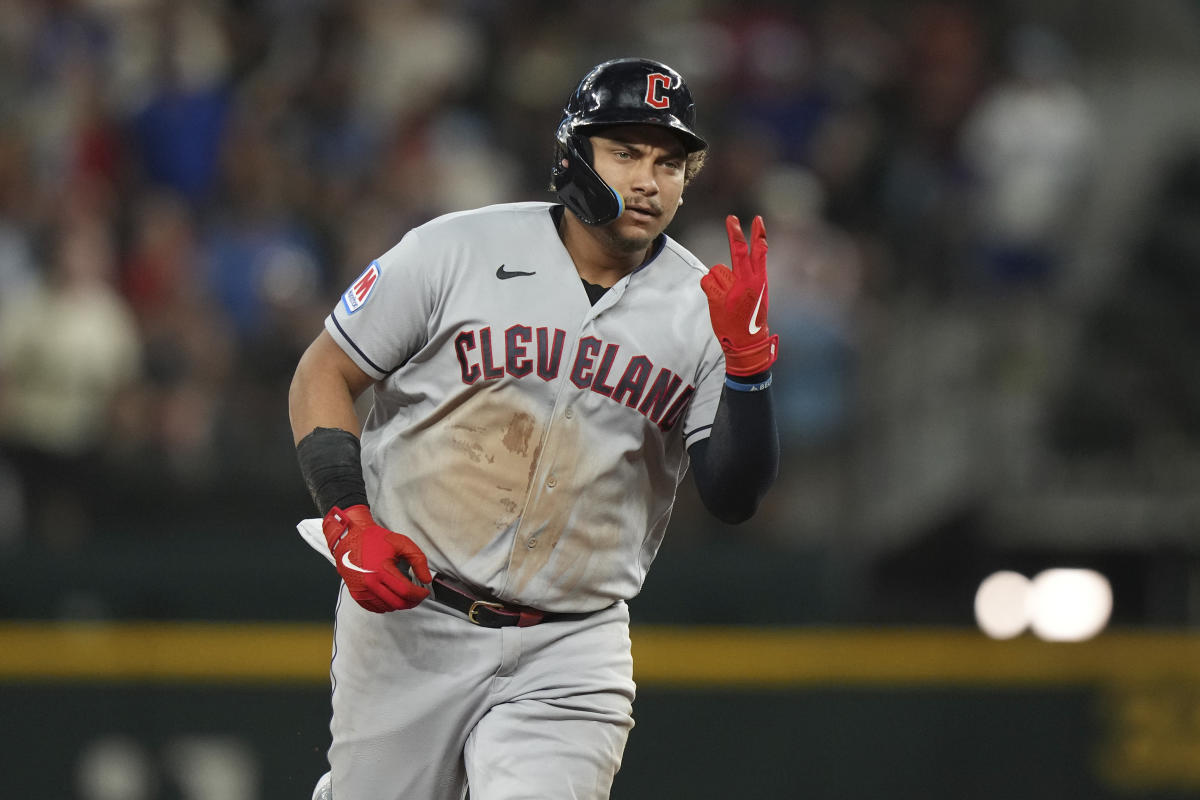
[526,537,538,549]
[546,476,557,488]
[564,408,574,419]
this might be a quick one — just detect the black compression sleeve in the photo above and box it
[295,427,369,516]
[687,372,779,523]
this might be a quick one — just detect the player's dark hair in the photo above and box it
[684,149,707,184]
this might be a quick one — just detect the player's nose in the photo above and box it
[629,158,659,194]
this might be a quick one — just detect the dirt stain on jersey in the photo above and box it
[396,392,549,563]
[502,410,624,605]
[449,437,493,464]
[525,439,544,491]
[506,515,568,601]
[501,412,534,455]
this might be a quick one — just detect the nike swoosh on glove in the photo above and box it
[700,215,780,376]
[322,505,433,613]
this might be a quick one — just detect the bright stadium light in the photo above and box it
[974,570,1032,639]
[1028,568,1113,642]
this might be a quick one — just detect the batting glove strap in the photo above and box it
[719,334,779,376]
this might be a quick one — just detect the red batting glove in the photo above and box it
[700,215,780,376]
[322,505,433,613]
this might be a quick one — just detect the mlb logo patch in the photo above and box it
[342,261,381,314]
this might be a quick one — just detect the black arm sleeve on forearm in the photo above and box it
[295,427,369,516]
[687,374,780,524]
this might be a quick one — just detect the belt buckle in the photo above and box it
[467,599,505,625]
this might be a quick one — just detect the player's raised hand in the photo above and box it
[322,505,433,613]
[700,215,780,376]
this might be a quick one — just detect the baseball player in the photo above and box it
[290,57,779,800]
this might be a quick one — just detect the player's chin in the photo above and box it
[603,226,655,254]
[608,216,664,250]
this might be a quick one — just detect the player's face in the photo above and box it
[588,126,688,253]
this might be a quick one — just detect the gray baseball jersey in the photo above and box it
[326,201,724,613]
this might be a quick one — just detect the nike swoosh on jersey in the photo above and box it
[496,264,536,279]
[341,551,374,574]
[748,286,766,334]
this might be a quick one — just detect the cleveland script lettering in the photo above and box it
[453,325,695,431]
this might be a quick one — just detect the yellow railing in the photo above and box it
[4,622,1200,686]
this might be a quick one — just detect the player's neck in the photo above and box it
[558,211,649,288]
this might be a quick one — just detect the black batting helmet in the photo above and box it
[551,57,707,226]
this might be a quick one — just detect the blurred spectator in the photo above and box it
[128,2,233,203]
[200,105,322,341]
[726,11,832,166]
[0,217,142,551]
[0,130,38,308]
[348,0,486,132]
[876,2,986,294]
[758,168,864,448]
[959,24,1098,286]
[745,167,866,550]
[281,3,384,234]
[121,191,234,483]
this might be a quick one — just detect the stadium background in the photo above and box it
[2,0,1200,797]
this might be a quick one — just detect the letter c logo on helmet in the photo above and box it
[551,57,707,226]
[644,73,671,109]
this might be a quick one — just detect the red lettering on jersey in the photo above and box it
[570,337,602,388]
[455,326,695,433]
[479,327,504,380]
[589,344,621,397]
[612,356,653,407]
[455,330,480,384]
[506,325,533,377]
[536,328,566,380]
[638,368,683,423]
[656,384,695,431]
[645,73,671,109]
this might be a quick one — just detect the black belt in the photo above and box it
[430,574,597,628]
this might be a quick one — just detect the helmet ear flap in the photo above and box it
[551,124,587,191]
[552,127,623,226]
[573,135,595,170]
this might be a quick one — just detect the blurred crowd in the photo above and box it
[0,0,1193,597]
